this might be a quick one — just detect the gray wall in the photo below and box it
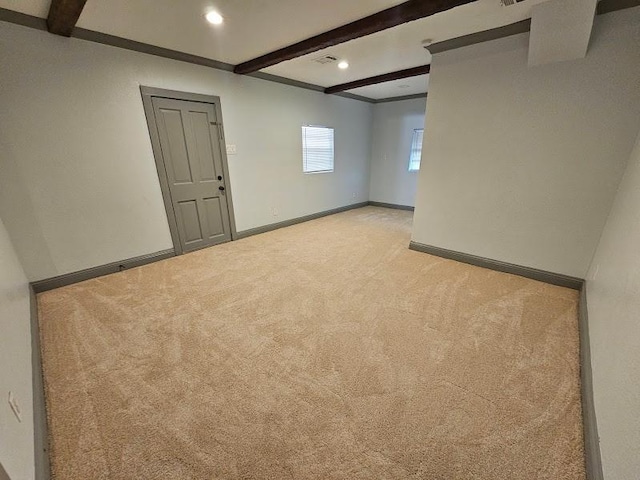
[0,217,34,480]
[369,98,426,207]
[0,21,373,282]
[586,127,640,480]
[412,8,640,278]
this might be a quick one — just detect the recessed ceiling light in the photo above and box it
[205,11,223,25]
[338,61,349,69]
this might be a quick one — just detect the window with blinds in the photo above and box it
[408,128,424,172]
[302,125,334,173]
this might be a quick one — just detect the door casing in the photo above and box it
[141,86,238,255]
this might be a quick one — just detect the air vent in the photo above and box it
[501,0,525,5]
[312,55,338,65]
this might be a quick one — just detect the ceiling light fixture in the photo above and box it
[205,11,224,25]
[338,61,349,69]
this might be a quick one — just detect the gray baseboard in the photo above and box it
[368,201,415,211]
[408,241,584,290]
[0,462,10,480]
[374,93,427,104]
[31,203,375,292]
[409,241,604,480]
[579,286,604,480]
[236,202,369,239]
[427,20,531,55]
[409,241,601,477]
[31,249,175,293]
[597,0,640,14]
[30,286,50,480]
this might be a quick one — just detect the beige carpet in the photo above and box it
[38,206,585,479]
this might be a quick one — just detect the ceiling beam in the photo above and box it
[47,0,88,37]
[233,0,475,74]
[324,65,430,95]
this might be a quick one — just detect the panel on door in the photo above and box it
[152,97,232,253]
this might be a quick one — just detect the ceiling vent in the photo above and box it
[312,55,338,65]
[501,0,525,5]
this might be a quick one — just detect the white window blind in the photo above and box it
[408,129,424,172]
[302,126,334,173]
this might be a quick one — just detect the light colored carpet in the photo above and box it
[38,206,585,479]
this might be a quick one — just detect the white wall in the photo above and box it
[586,128,640,480]
[369,98,426,207]
[412,8,640,278]
[0,217,34,480]
[0,21,373,282]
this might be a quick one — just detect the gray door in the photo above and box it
[151,97,232,253]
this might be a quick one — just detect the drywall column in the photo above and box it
[585,128,640,480]
[369,98,427,207]
[0,216,34,480]
[412,8,640,277]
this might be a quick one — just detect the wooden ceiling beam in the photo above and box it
[324,65,430,95]
[47,0,88,37]
[233,0,475,74]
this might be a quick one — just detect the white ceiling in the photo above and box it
[0,0,552,99]
[263,0,549,95]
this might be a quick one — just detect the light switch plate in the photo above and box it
[226,144,237,155]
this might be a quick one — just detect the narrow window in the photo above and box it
[302,126,334,173]
[408,128,424,172]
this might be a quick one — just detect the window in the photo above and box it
[302,125,334,173]
[408,128,424,172]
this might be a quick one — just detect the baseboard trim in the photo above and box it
[30,286,50,480]
[373,93,427,104]
[236,202,369,239]
[31,248,175,293]
[597,0,640,15]
[368,201,415,211]
[579,286,604,480]
[0,462,10,480]
[31,203,375,291]
[409,241,600,476]
[408,241,584,290]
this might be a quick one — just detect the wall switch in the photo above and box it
[226,144,237,155]
[8,391,22,423]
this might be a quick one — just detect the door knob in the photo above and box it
[219,186,225,191]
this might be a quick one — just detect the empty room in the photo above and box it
[1,0,639,479]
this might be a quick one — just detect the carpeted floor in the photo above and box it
[38,206,585,479]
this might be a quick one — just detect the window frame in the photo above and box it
[302,125,335,174]
[408,128,424,172]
